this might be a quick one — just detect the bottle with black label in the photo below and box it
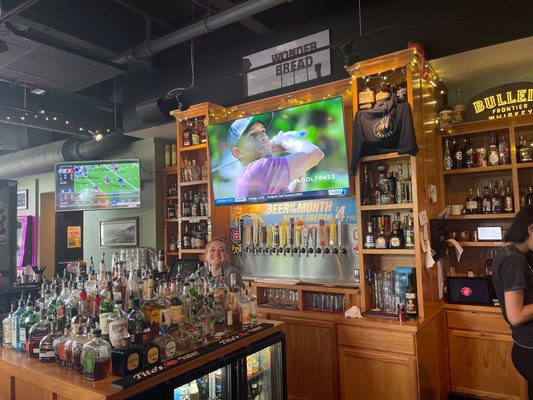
[405,273,418,318]
[362,164,372,205]
[463,138,474,168]
[443,139,453,171]
[452,140,463,169]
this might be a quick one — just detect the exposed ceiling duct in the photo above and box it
[0,131,126,179]
[112,0,290,65]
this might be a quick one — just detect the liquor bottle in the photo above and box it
[154,315,177,361]
[475,187,483,214]
[112,335,143,376]
[212,297,227,338]
[182,122,191,147]
[141,327,160,368]
[39,320,59,363]
[198,296,215,343]
[27,308,50,358]
[191,119,201,146]
[81,328,112,381]
[395,164,406,203]
[71,326,89,374]
[128,298,146,345]
[189,159,202,181]
[527,185,533,207]
[171,144,177,166]
[520,136,533,163]
[499,132,510,165]
[481,186,492,214]
[20,296,38,353]
[490,181,501,214]
[389,212,404,249]
[387,170,397,204]
[2,301,14,347]
[248,281,258,327]
[108,299,128,348]
[141,276,161,338]
[463,138,474,168]
[53,324,72,366]
[164,144,171,167]
[359,83,375,110]
[405,273,418,318]
[443,139,453,171]
[361,164,372,205]
[503,186,514,213]
[405,163,413,203]
[127,263,141,304]
[199,119,207,144]
[182,225,192,249]
[465,187,478,214]
[173,322,195,355]
[11,293,26,351]
[404,212,415,249]
[438,93,454,130]
[488,132,500,166]
[363,222,375,249]
[517,136,525,163]
[374,218,388,249]
[99,280,115,342]
[452,139,463,169]
[231,285,242,333]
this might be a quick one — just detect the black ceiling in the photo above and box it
[0,0,531,151]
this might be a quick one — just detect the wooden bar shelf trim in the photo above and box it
[442,165,512,175]
[516,161,533,169]
[0,320,284,400]
[360,203,414,211]
[179,143,208,152]
[361,249,415,255]
[180,179,209,186]
[359,152,411,163]
[448,213,515,220]
[179,249,205,254]
[458,241,504,247]
[440,113,533,135]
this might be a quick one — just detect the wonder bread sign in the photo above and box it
[468,82,533,121]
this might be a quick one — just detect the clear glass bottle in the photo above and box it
[364,221,376,249]
[488,132,500,166]
[374,218,388,249]
[499,132,510,165]
[239,284,251,331]
[189,159,202,181]
[404,212,415,249]
[53,323,72,366]
[99,280,115,342]
[248,281,258,327]
[173,322,195,355]
[395,163,406,203]
[81,328,112,381]
[2,301,14,348]
[154,318,177,362]
[389,213,404,249]
[108,299,128,348]
[212,296,227,338]
[71,326,89,374]
[71,288,92,334]
[11,293,26,351]
[128,298,147,346]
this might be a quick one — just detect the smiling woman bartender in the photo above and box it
[194,237,242,288]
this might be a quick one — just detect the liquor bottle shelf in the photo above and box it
[180,143,207,152]
[180,179,209,187]
[458,241,504,247]
[448,213,515,220]
[360,203,414,211]
[443,164,512,175]
[360,153,411,162]
[361,249,415,255]
[516,161,533,169]
[180,216,208,222]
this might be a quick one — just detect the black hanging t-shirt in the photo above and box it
[351,94,418,174]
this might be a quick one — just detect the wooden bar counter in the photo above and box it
[0,320,284,400]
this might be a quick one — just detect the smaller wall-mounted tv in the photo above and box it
[207,96,350,206]
[55,159,141,211]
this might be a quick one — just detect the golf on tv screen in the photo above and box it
[207,96,350,206]
[55,159,141,211]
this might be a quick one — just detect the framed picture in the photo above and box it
[17,190,28,210]
[99,217,139,247]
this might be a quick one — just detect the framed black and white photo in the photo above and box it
[17,190,28,210]
[99,217,139,247]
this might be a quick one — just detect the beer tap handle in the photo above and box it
[319,219,327,257]
[296,220,303,257]
[303,225,309,257]
[252,218,259,254]
[238,218,244,257]
[280,218,287,256]
[329,218,336,256]
[288,217,295,257]
[245,224,252,254]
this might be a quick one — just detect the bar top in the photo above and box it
[0,319,284,400]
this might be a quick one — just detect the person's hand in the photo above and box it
[270,130,318,154]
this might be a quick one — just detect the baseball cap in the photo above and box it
[227,112,273,149]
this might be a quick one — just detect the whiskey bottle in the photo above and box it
[364,221,376,249]
[141,328,160,368]
[154,315,177,361]
[359,84,375,110]
[182,122,191,147]
[476,187,483,213]
[465,187,478,214]
[173,322,195,354]
[443,139,453,171]
[99,281,115,342]
[488,132,500,166]
[108,299,128,348]
[111,336,142,377]
[71,326,89,374]
[463,138,474,168]
[374,219,388,249]
[191,119,201,146]
[199,119,207,144]
[27,308,50,358]
[481,186,492,214]
[499,132,510,165]
[389,213,404,249]
[405,163,413,203]
[438,93,454,130]
[395,164,406,203]
[39,320,59,363]
[517,136,525,163]
[404,212,415,249]
[405,273,418,318]
[81,328,112,381]
[452,139,463,169]
[490,181,501,214]
[520,136,533,162]
[503,186,514,213]
[361,164,372,205]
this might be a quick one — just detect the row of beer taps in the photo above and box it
[237,215,348,258]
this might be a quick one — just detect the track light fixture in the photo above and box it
[340,40,358,67]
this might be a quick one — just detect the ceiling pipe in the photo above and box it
[0,0,40,25]
[0,131,126,179]
[112,0,290,65]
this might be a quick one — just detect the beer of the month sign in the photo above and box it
[468,82,533,121]
[244,30,331,96]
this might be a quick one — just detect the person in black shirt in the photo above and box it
[492,205,533,399]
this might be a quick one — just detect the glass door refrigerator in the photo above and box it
[131,331,286,400]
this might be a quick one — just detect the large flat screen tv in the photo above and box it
[207,96,350,206]
[55,159,141,211]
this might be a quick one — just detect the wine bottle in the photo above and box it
[443,139,453,171]
[452,140,463,169]
[405,273,418,318]
[463,138,474,168]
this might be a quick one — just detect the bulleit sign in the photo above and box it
[467,82,533,121]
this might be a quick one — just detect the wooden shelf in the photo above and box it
[180,249,205,254]
[361,249,415,255]
[360,203,414,211]
[165,218,179,223]
[163,166,178,174]
[165,195,179,200]
[180,216,208,223]
[360,153,411,162]
[180,179,208,186]
[516,161,533,169]
[448,213,515,220]
[458,241,504,247]
[180,143,207,152]
[443,165,512,175]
